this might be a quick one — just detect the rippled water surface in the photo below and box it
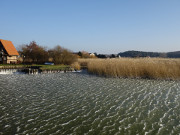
[0,72,180,135]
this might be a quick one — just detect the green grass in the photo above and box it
[39,65,70,71]
[0,64,28,68]
[0,64,70,71]
[0,64,26,66]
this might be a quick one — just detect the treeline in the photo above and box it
[167,51,180,58]
[19,41,77,64]
[118,51,180,58]
[77,50,180,59]
[77,52,119,59]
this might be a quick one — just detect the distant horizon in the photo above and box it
[1,38,180,55]
[1,0,180,54]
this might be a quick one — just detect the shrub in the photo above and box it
[48,45,77,65]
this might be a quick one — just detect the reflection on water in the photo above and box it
[0,73,180,135]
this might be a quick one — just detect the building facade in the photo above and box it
[0,39,19,64]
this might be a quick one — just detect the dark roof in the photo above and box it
[0,39,19,56]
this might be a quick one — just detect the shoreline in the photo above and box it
[1,57,180,81]
[0,65,76,74]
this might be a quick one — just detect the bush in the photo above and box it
[49,45,77,65]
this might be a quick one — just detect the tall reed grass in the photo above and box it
[78,58,180,80]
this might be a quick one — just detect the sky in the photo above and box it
[1,0,180,54]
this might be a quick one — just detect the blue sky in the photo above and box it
[1,0,180,54]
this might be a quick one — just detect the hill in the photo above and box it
[118,51,180,58]
[167,51,180,58]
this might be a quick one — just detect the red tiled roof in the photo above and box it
[0,39,19,56]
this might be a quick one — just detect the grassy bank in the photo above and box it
[0,64,28,69]
[39,65,70,71]
[0,64,71,70]
[78,58,180,80]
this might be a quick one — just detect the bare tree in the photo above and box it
[19,41,48,64]
[50,45,77,65]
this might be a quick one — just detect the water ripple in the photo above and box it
[0,73,180,134]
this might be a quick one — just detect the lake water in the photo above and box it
[0,72,180,135]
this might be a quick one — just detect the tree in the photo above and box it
[19,41,48,64]
[50,45,77,65]
[77,51,90,58]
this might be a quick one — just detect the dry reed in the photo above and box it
[71,62,81,70]
[78,58,180,80]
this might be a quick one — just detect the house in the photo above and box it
[0,39,19,64]
[90,53,95,57]
[89,53,96,58]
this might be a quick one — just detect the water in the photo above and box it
[0,69,20,74]
[0,72,180,135]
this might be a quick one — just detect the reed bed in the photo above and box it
[78,58,180,80]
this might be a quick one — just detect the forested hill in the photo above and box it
[167,51,180,58]
[118,51,180,58]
